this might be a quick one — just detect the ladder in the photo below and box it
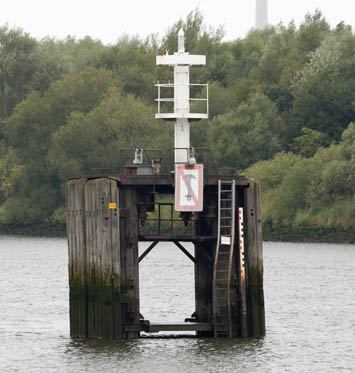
[213,179,236,338]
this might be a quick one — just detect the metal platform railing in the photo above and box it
[85,149,239,179]
[114,149,168,175]
[164,147,218,176]
[137,201,196,238]
[113,148,219,177]
[155,83,208,119]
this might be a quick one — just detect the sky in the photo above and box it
[1,0,354,44]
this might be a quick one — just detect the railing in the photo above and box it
[164,148,218,176]
[138,202,196,237]
[113,148,219,176]
[114,149,168,175]
[155,83,208,117]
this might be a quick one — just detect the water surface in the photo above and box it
[0,236,354,372]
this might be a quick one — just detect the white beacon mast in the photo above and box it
[155,30,208,164]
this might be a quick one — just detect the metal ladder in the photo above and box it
[213,179,236,338]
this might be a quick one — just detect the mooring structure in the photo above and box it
[67,31,265,338]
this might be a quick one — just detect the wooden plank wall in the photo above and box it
[111,181,122,338]
[67,178,122,339]
[255,182,265,335]
[67,178,87,338]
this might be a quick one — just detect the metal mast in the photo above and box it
[255,0,268,30]
[155,30,208,164]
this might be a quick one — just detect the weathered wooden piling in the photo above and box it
[66,173,265,339]
[67,178,87,338]
[244,180,265,337]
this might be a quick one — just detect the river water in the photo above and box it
[0,236,354,372]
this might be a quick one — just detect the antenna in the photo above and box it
[255,0,268,30]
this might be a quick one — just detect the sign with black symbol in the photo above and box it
[175,164,203,211]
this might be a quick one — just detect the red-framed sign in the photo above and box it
[175,164,204,212]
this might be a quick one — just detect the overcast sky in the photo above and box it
[1,0,354,44]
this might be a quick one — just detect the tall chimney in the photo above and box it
[255,0,268,29]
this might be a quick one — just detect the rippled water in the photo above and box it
[0,236,354,372]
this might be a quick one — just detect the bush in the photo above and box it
[51,206,66,225]
[245,152,300,189]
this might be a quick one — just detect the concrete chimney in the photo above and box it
[255,0,268,30]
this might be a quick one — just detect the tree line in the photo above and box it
[0,10,354,230]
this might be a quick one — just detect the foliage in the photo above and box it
[291,31,355,141]
[209,93,281,169]
[292,127,328,157]
[0,25,37,120]
[50,88,161,180]
[0,10,354,232]
[246,122,355,228]
[245,152,301,189]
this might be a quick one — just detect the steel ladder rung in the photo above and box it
[213,178,235,339]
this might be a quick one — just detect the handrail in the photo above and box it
[155,83,208,87]
[155,98,208,101]
[155,83,209,116]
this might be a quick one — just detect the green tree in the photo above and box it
[245,152,301,189]
[209,93,281,169]
[291,31,355,140]
[50,88,160,180]
[3,67,117,223]
[6,67,115,161]
[0,25,37,120]
[292,127,328,157]
[100,35,158,102]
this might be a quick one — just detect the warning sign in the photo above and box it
[175,164,203,211]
